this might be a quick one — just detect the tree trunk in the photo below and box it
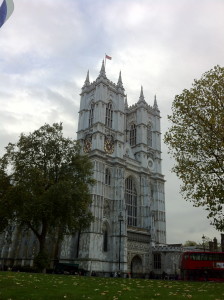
[53,227,63,267]
[34,221,49,273]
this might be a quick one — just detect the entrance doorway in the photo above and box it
[131,255,143,275]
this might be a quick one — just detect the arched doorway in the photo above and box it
[131,255,143,276]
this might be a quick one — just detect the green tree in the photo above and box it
[183,237,218,251]
[183,240,198,247]
[164,65,224,231]
[0,123,94,271]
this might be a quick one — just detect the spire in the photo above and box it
[153,94,159,110]
[138,86,146,103]
[140,86,144,98]
[99,60,106,78]
[117,71,124,91]
[82,70,90,90]
[117,71,124,90]
[84,70,90,86]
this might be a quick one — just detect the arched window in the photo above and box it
[125,177,137,226]
[103,230,108,252]
[102,223,109,252]
[105,168,111,185]
[147,124,152,147]
[89,102,94,127]
[153,253,161,269]
[105,102,113,128]
[130,124,136,146]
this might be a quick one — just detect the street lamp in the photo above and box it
[118,212,124,272]
[202,234,205,252]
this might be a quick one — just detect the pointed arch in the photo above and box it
[131,255,143,274]
[125,176,137,226]
[130,123,136,146]
[102,222,109,252]
[105,102,113,128]
[105,168,111,185]
[147,123,152,147]
[89,102,95,127]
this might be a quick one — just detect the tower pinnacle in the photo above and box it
[117,71,124,89]
[84,70,90,86]
[99,60,106,78]
[153,95,159,110]
[138,86,146,103]
[118,71,122,84]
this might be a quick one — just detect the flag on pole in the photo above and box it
[105,54,112,60]
[0,0,14,28]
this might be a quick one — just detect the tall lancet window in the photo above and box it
[130,124,136,146]
[102,223,108,252]
[147,124,152,147]
[125,176,137,226]
[89,102,94,127]
[105,168,111,185]
[105,102,113,128]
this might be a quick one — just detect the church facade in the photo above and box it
[0,61,166,276]
[67,61,166,275]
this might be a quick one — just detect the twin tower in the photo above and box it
[73,60,166,274]
[0,60,166,275]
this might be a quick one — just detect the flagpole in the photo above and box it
[105,53,106,68]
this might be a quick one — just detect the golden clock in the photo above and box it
[83,136,92,153]
[104,135,114,154]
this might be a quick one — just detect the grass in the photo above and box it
[0,272,223,300]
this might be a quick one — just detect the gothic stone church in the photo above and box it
[62,60,166,274]
[0,61,166,275]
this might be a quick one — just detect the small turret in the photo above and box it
[117,71,125,94]
[117,71,123,88]
[82,70,90,91]
[138,86,146,104]
[153,95,159,110]
[98,60,106,78]
[84,70,90,86]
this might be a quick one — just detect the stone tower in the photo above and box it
[67,61,166,274]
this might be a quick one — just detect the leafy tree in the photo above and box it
[164,65,224,231]
[183,240,198,247]
[0,123,94,271]
[183,237,220,251]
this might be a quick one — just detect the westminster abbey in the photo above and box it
[0,61,166,276]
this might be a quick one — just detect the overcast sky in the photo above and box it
[0,0,223,244]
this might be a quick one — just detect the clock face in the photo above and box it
[148,158,154,171]
[83,136,92,153]
[104,135,114,154]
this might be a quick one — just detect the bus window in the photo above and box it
[201,253,207,261]
[190,253,199,261]
[184,254,189,260]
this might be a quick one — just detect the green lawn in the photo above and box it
[0,272,223,300]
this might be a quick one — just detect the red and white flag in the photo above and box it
[105,54,112,60]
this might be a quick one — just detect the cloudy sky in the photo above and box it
[1,0,223,244]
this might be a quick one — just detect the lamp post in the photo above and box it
[118,212,124,272]
[202,234,205,252]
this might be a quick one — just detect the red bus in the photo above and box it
[180,251,224,281]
